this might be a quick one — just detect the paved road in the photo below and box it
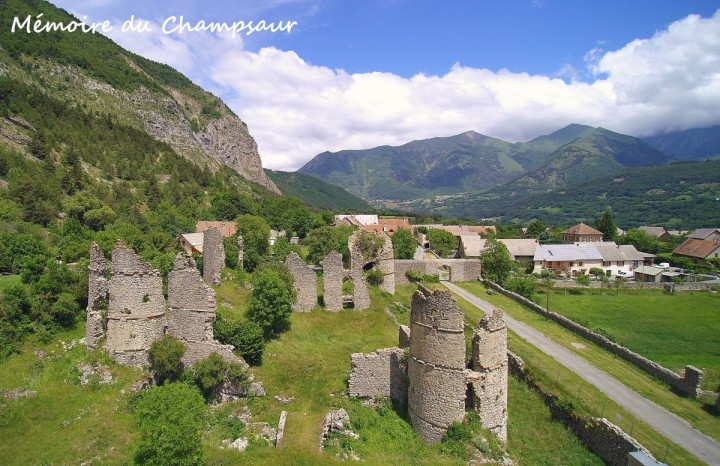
[414,246,425,260]
[444,281,720,465]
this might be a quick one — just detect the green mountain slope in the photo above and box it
[299,126,670,208]
[438,159,720,228]
[643,126,720,161]
[265,169,371,210]
[299,130,552,201]
[0,0,278,193]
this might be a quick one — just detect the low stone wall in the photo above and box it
[552,280,718,291]
[486,280,704,398]
[348,348,407,406]
[394,259,482,284]
[508,352,658,466]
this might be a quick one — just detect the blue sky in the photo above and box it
[53,1,720,169]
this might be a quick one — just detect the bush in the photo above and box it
[214,316,265,365]
[130,382,206,466]
[405,270,440,283]
[149,335,187,384]
[365,268,384,286]
[247,265,294,338]
[193,352,227,397]
[504,275,537,299]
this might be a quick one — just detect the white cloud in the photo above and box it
[54,4,720,171]
[206,10,720,170]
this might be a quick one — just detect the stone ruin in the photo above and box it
[237,235,244,268]
[203,226,225,285]
[284,252,317,312]
[282,231,396,312]
[348,287,508,444]
[86,241,247,378]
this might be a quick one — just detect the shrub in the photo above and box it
[504,275,537,299]
[214,316,265,365]
[247,265,294,338]
[365,268,384,286]
[193,352,227,397]
[130,382,206,466]
[149,335,186,384]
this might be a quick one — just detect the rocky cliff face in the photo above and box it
[0,0,279,194]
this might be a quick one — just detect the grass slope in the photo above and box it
[265,169,371,210]
[1,280,605,465]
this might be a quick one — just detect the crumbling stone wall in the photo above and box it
[394,259,482,284]
[408,288,468,443]
[85,242,108,349]
[471,309,508,442]
[349,263,370,310]
[348,231,395,295]
[320,251,344,311]
[105,241,166,366]
[348,348,407,405]
[202,226,225,285]
[285,252,317,312]
[167,253,244,369]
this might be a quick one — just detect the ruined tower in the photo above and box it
[408,288,467,443]
[348,230,395,295]
[320,250,344,311]
[105,241,166,366]
[85,242,108,349]
[202,226,224,285]
[471,309,508,442]
[284,252,317,312]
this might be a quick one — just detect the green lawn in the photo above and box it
[535,288,720,389]
[455,281,719,460]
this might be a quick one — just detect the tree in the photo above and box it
[131,382,206,466]
[237,214,270,271]
[526,220,548,238]
[613,276,627,295]
[427,228,457,258]
[214,316,265,365]
[595,207,618,242]
[540,276,554,310]
[504,275,537,299]
[575,274,591,286]
[273,235,301,262]
[246,265,294,338]
[192,352,227,397]
[303,225,354,264]
[149,335,187,384]
[479,239,513,284]
[392,227,416,259]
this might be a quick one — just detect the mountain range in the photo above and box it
[299,123,720,224]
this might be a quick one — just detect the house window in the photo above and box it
[576,261,583,266]
[618,261,624,266]
[603,261,610,267]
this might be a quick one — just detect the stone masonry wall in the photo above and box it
[394,259,482,284]
[408,287,467,443]
[285,252,317,312]
[348,230,395,297]
[320,251,344,311]
[508,352,658,466]
[106,241,166,366]
[237,235,244,270]
[471,309,508,442]
[85,242,108,349]
[202,226,225,285]
[348,348,408,406]
[485,280,705,398]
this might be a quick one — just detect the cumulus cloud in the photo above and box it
[52,3,720,171]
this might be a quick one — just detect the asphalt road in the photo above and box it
[443,281,720,465]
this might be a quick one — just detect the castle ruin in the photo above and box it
[284,252,317,312]
[348,287,508,444]
[86,242,244,372]
[202,226,225,285]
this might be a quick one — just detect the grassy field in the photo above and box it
[533,288,720,389]
[456,282,720,458]
[0,279,605,465]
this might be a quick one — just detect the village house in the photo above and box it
[334,214,379,227]
[673,238,720,265]
[561,223,604,243]
[638,226,670,241]
[178,232,204,256]
[360,217,412,235]
[687,228,720,242]
[594,242,654,277]
[498,239,539,262]
[533,243,603,276]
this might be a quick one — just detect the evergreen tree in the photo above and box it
[595,207,618,242]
